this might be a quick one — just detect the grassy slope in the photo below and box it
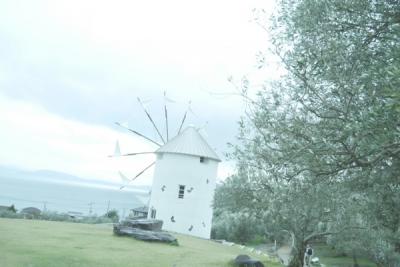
[0,218,281,267]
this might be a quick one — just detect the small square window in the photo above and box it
[178,185,185,199]
[200,157,208,163]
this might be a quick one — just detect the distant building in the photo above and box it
[0,205,17,213]
[147,126,220,239]
[67,211,85,219]
[21,207,41,218]
[0,205,11,212]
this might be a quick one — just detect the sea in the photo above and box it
[0,166,150,218]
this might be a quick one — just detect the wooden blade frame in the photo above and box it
[137,97,166,144]
[108,151,155,158]
[114,122,161,147]
[164,91,169,142]
[120,161,156,190]
[177,101,191,135]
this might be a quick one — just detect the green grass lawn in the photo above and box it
[314,244,376,267]
[0,218,281,267]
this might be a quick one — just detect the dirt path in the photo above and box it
[276,245,291,266]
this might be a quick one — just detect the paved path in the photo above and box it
[276,245,291,266]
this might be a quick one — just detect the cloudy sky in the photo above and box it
[0,0,279,185]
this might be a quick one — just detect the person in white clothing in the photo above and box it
[304,244,313,266]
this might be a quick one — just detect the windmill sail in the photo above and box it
[120,161,156,190]
[114,140,121,157]
[119,171,130,183]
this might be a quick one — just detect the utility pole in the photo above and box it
[122,208,126,220]
[88,202,94,215]
[106,200,110,214]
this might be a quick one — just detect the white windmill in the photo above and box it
[111,93,220,239]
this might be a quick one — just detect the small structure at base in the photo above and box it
[311,257,320,265]
[234,254,265,267]
[129,206,148,219]
[113,219,176,244]
[67,211,85,219]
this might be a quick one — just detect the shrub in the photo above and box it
[40,211,72,222]
[80,216,114,224]
[211,211,264,244]
[104,209,119,223]
[8,204,17,213]
[0,210,24,219]
[0,209,117,224]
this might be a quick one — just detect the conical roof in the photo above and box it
[155,126,221,162]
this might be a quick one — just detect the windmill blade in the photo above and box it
[164,105,169,141]
[137,97,166,144]
[110,151,155,157]
[164,91,169,142]
[177,111,187,135]
[114,122,161,147]
[120,161,156,190]
[177,101,191,135]
[121,152,155,156]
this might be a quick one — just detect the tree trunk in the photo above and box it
[352,250,359,267]
[288,252,302,267]
[394,241,400,254]
[288,243,305,267]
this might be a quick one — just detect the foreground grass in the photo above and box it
[0,218,281,267]
[314,244,376,267]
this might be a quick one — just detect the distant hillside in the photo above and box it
[0,165,150,194]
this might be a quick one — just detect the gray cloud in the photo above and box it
[0,0,275,162]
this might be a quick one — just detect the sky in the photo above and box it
[0,0,279,185]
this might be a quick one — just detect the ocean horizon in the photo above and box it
[0,167,150,218]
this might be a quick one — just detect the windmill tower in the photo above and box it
[148,125,220,239]
[113,94,220,239]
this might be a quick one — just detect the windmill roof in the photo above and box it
[155,126,221,161]
[131,206,149,213]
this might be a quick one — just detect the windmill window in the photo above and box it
[200,157,208,163]
[178,185,185,199]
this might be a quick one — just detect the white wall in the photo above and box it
[148,152,218,239]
